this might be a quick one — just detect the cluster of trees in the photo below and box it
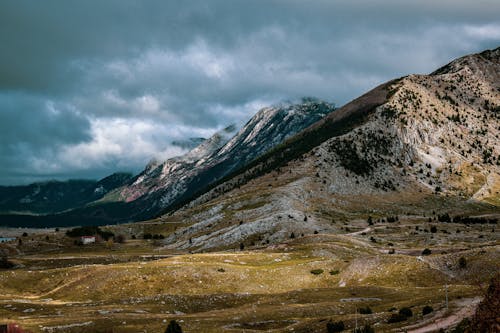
[387,307,413,323]
[367,216,399,224]
[438,213,497,224]
[66,226,114,240]
[452,216,498,225]
[143,233,165,240]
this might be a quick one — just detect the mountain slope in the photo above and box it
[113,100,335,219]
[160,47,500,251]
[0,173,133,215]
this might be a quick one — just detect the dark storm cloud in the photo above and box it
[0,0,499,184]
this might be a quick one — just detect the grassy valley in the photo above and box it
[0,211,498,332]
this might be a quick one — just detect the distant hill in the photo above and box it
[0,173,132,215]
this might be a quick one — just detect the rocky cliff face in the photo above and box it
[160,47,500,251]
[115,100,335,218]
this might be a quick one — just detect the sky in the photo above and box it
[1,1,499,185]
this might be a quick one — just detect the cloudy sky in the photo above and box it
[1,0,499,185]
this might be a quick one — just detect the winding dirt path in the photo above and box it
[405,297,481,333]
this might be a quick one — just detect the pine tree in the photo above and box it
[165,320,182,333]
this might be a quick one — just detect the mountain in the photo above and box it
[0,100,334,227]
[0,173,133,215]
[114,100,335,219]
[159,47,500,251]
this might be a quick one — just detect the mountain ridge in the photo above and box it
[159,46,500,251]
[112,100,335,219]
[0,172,133,215]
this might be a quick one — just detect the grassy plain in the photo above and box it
[0,214,498,332]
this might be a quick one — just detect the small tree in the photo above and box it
[422,305,433,315]
[387,313,407,323]
[165,320,182,333]
[422,248,432,255]
[310,269,324,275]
[430,226,437,233]
[239,243,244,251]
[0,250,14,269]
[399,307,413,317]
[114,234,126,243]
[458,257,467,269]
[358,306,372,314]
[290,232,295,239]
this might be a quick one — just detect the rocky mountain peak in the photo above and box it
[112,99,334,218]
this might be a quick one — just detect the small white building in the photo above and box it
[80,236,96,244]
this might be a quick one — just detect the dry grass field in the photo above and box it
[0,213,498,333]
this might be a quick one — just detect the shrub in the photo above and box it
[387,313,407,323]
[422,248,432,255]
[239,243,244,251]
[458,257,467,269]
[310,269,324,275]
[329,269,340,275]
[326,320,344,333]
[438,213,451,222]
[0,256,15,269]
[430,226,437,233]
[114,234,126,243]
[358,306,372,314]
[422,305,433,315]
[399,307,413,317]
[165,319,182,333]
